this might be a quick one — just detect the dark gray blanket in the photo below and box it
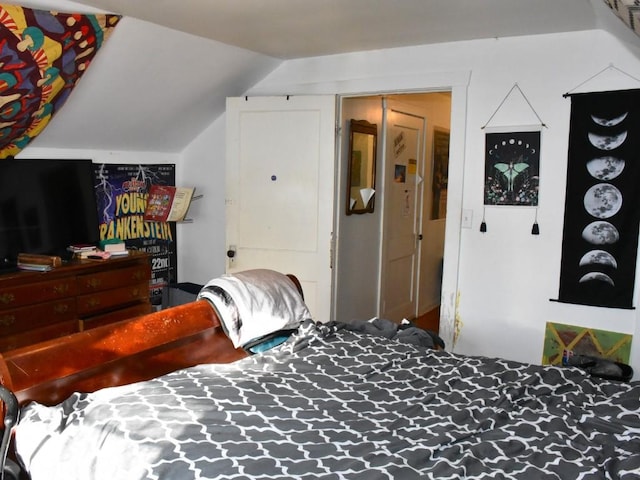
[336,317,444,350]
[14,320,640,479]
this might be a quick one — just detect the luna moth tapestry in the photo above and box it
[0,5,120,158]
[484,129,540,206]
[557,89,640,309]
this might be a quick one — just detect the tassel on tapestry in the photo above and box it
[532,208,540,235]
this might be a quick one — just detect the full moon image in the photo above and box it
[584,183,622,219]
[588,131,627,150]
[579,272,615,286]
[591,112,628,127]
[586,156,625,180]
[579,249,618,268]
[582,221,619,245]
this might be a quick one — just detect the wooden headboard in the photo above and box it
[0,275,304,406]
[0,300,245,406]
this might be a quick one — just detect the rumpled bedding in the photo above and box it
[14,320,640,480]
[338,317,445,350]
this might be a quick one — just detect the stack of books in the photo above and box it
[17,253,62,271]
[101,240,128,257]
[67,244,98,259]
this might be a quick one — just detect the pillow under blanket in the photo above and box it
[198,269,311,349]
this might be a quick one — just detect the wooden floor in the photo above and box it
[413,306,440,333]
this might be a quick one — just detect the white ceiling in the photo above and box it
[14,0,640,154]
[68,0,602,60]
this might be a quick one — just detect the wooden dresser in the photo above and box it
[0,251,152,351]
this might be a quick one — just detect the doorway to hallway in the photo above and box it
[335,92,451,328]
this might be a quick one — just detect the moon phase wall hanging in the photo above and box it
[557,89,640,309]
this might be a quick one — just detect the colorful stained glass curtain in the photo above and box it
[0,5,120,158]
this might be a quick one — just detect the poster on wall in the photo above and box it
[484,129,540,207]
[93,164,177,306]
[541,321,632,366]
[557,89,640,309]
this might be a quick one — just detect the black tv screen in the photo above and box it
[0,158,99,270]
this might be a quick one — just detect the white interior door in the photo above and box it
[225,95,336,322]
[380,102,426,321]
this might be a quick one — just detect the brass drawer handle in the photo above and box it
[85,278,102,289]
[132,271,145,281]
[86,298,101,308]
[53,284,70,295]
[54,304,69,314]
[0,293,15,305]
[0,315,15,327]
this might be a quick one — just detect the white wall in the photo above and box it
[245,29,640,376]
[178,116,228,285]
[17,147,177,165]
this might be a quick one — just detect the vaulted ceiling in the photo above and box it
[14,0,640,153]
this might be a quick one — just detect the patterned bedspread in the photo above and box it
[14,321,640,480]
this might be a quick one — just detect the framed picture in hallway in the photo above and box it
[431,127,450,219]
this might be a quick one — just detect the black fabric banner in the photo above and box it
[558,89,640,309]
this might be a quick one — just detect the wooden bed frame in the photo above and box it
[0,300,244,406]
[0,274,304,406]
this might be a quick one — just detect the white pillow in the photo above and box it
[198,269,311,349]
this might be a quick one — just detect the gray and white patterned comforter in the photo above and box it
[14,320,640,480]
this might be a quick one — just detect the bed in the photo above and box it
[2,270,640,480]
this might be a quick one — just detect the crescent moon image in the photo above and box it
[579,272,615,287]
[583,183,622,219]
[582,221,619,245]
[588,131,627,150]
[591,112,628,127]
[586,156,625,180]
[579,250,618,268]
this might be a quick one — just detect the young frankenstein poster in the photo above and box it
[93,164,177,305]
[558,89,640,309]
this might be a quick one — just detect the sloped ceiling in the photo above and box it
[58,0,602,60]
[14,0,640,153]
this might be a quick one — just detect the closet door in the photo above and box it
[225,95,337,322]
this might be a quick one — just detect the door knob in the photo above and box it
[226,245,237,265]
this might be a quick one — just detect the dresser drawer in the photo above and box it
[77,282,149,316]
[0,299,77,335]
[76,264,151,294]
[0,320,78,352]
[0,278,76,309]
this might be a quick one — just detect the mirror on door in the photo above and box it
[346,119,377,215]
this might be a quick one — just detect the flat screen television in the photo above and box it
[0,158,100,271]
